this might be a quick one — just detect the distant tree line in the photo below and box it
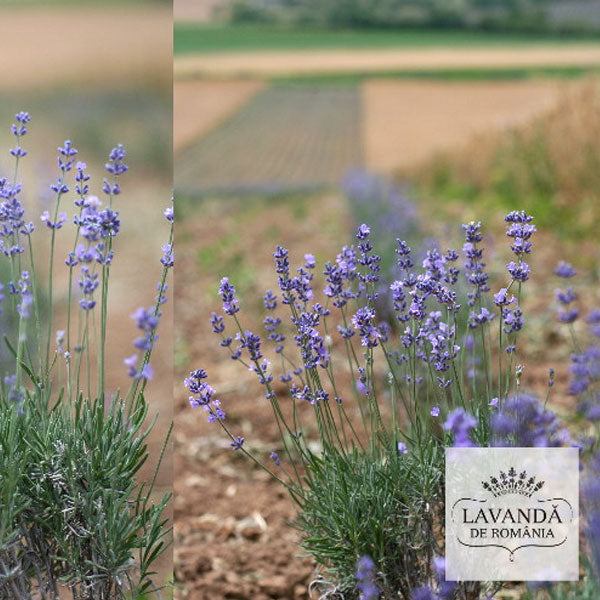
[227,0,600,32]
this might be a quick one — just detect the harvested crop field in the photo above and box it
[175,85,363,194]
[174,80,265,151]
[362,79,574,172]
[174,44,600,79]
[0,5,171,91]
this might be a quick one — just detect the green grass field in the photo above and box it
[174,23,599,55]
[270,65,600,84]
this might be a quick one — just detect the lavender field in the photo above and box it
[173,11,600,600]
[175,84,362,195]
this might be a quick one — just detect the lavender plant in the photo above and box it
[188,205,598,598]
[0,113,172,599]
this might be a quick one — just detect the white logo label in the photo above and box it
[445,447,579,581]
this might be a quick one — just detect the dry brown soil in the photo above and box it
[174,196,351,600]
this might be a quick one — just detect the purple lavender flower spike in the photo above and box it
[78,266,98,310]
[462,221,489,306]
[586,308,600,324]
[444,408,477,447]
[556,287,577,305]
[504,210,534,224]
[98,207,120,238]
[554,261,576,278]
[264,315,285,353]
[352,307,380,348]
[433,556,456,600]
[411,587,435,600]
[185,370,227,423]
[160,243,174,268]
[263,289,277,310]
[491,393,570,447]
[584,309,600,337]
[16,271,32,319]
[493,288,513,307]
[354,223,381,301]
[356,378,369,396]
[468,307,495,329]
[219,277,239,315]
[11,111,31,143]
[558,308,579,324]
[501,305,523,335]
[131,307,159,351]
[355,556,379,600]
[124,354,153,380]
[57,140,78,172]
[74,161,90,201]
[568,346,600,396]
[105,144,128,176]
[304,253,316,269]
[292,308,328,370]
[462,221,483,243]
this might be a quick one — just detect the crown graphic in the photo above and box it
[481,467,545,498]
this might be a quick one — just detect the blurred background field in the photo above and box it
[0,0,172,594]
[174,0,600,598]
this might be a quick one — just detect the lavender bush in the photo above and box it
[0,113,172,599]
[188,203,599,597]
